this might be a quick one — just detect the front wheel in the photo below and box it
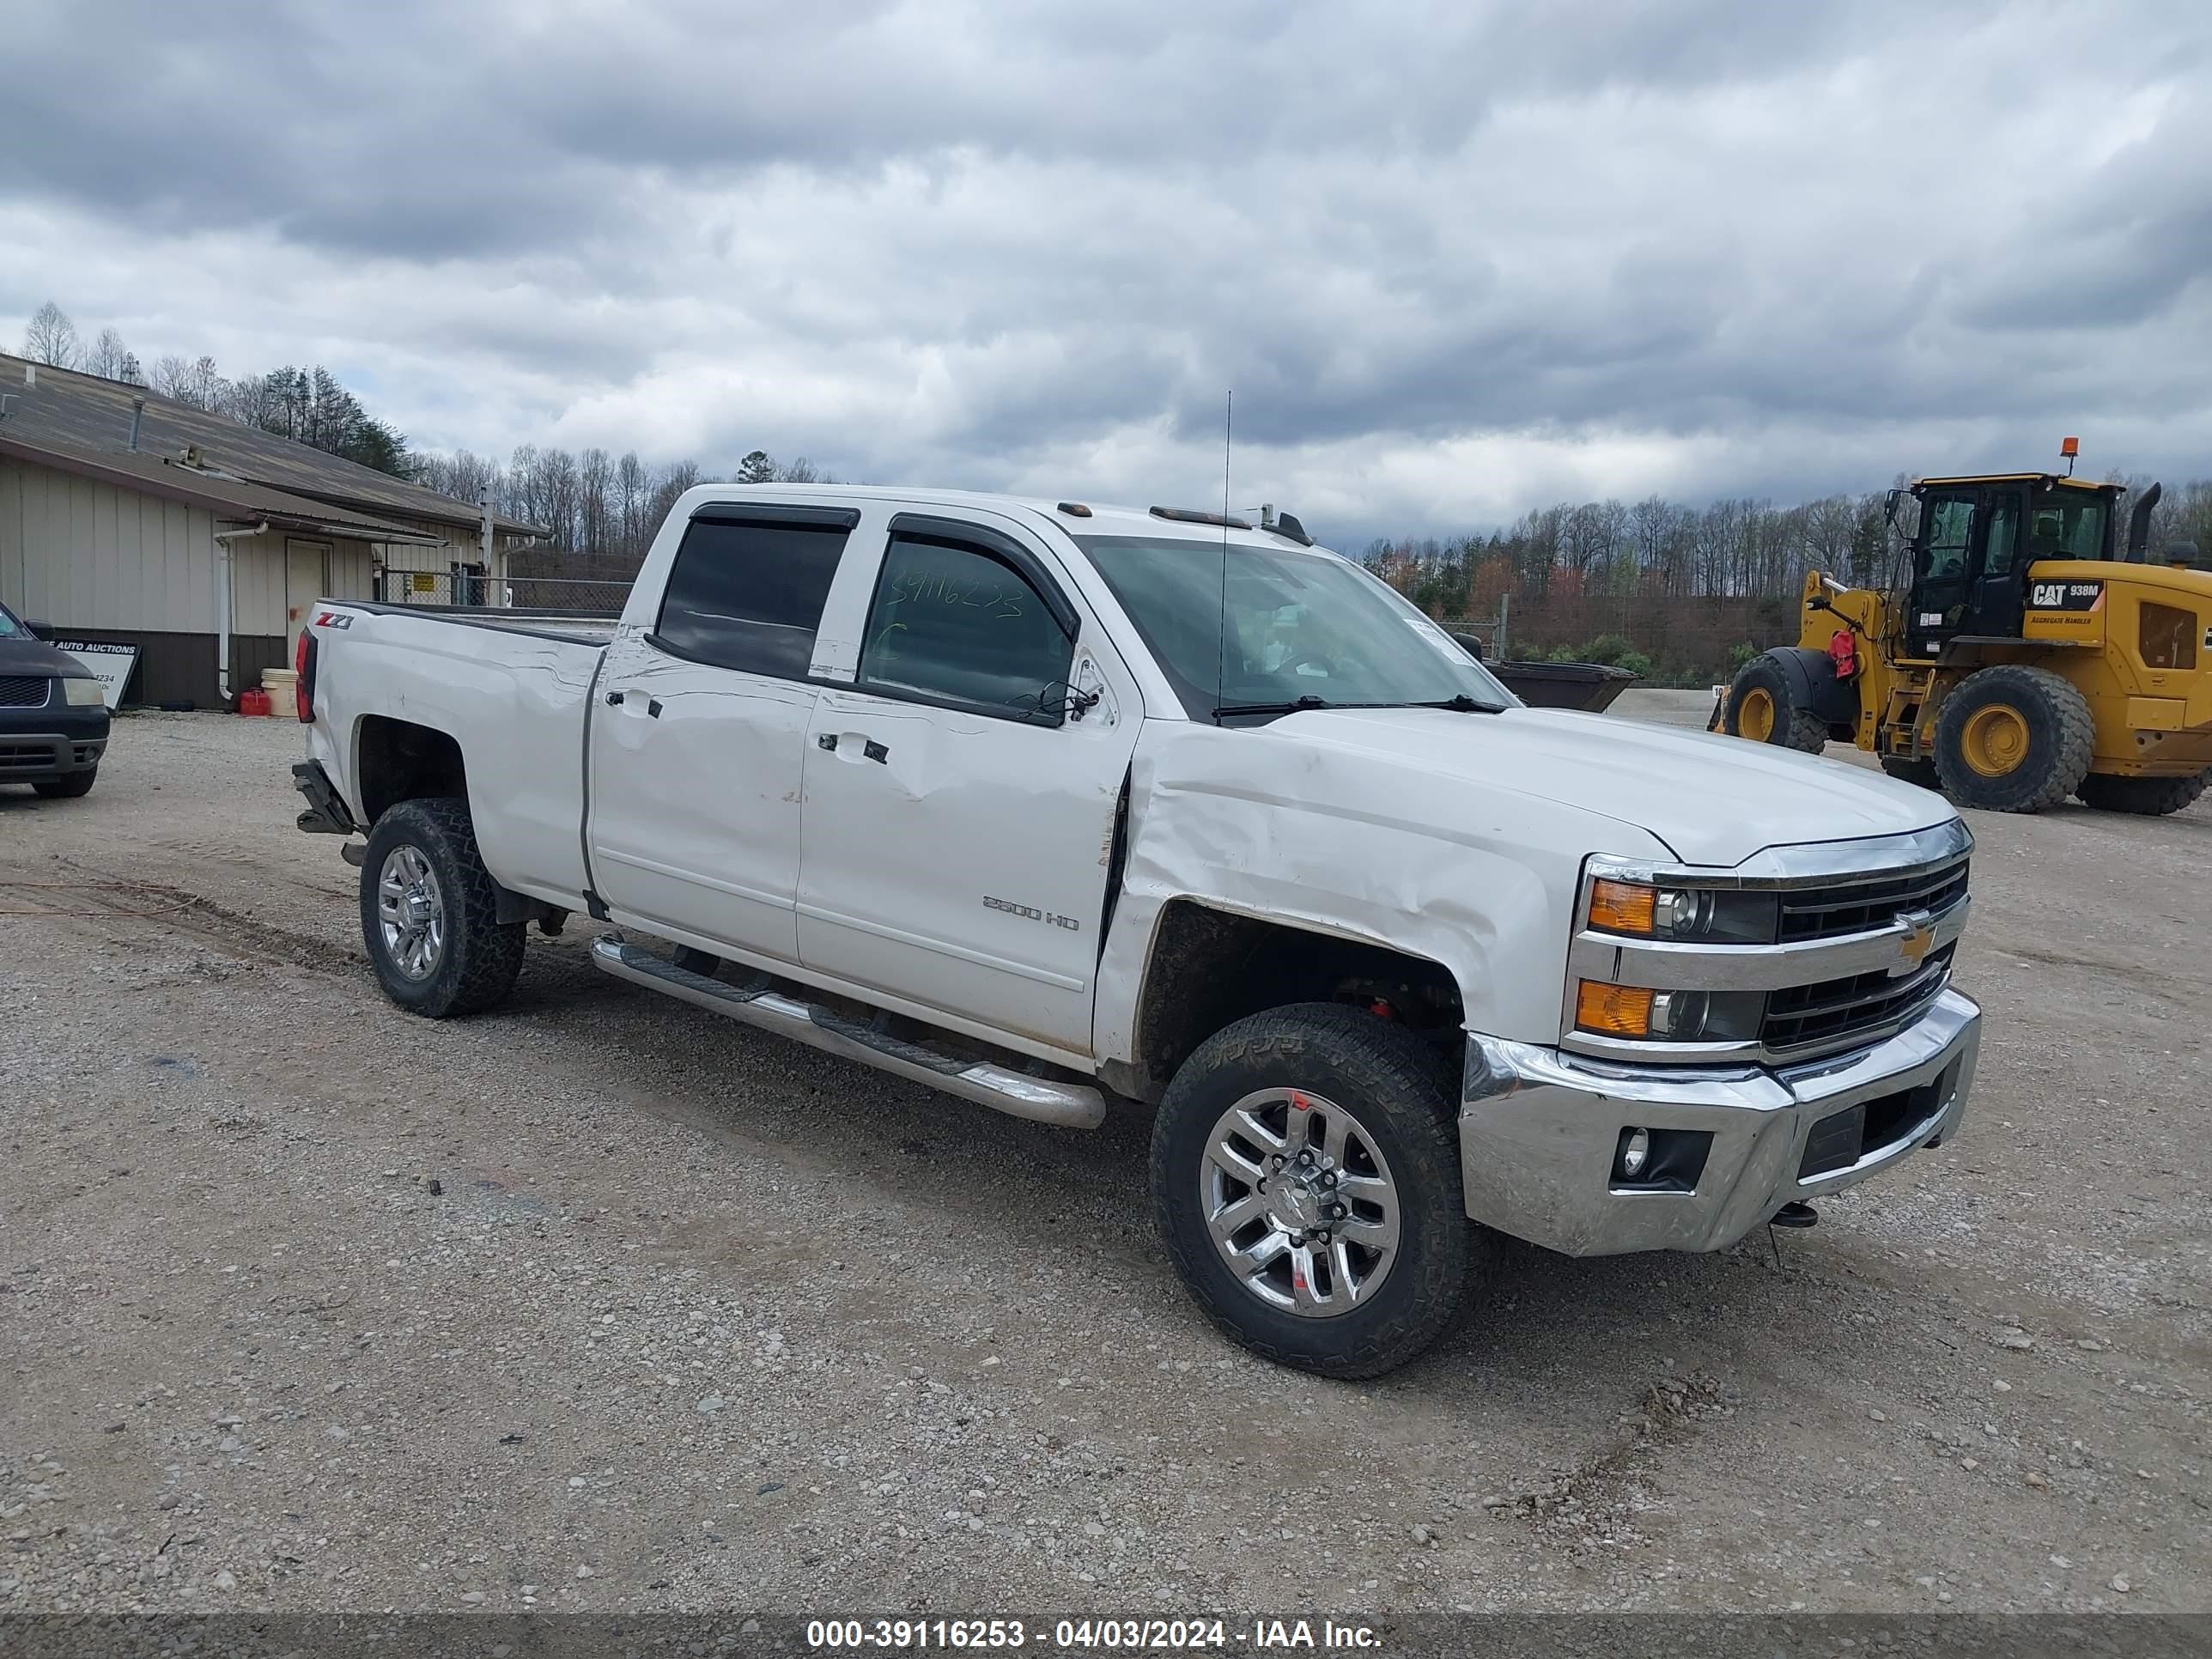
[359,797,525,1018]
[33,767,97,799]
[1723,659,1827,754]
[1150,1003,1480,1378]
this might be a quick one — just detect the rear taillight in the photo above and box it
[295,628,318,722]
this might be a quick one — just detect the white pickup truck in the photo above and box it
[291,485,1981,1376]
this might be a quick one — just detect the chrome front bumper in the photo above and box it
[1459,988,1979,1256]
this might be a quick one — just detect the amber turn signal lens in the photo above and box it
[1588,879,1656,935]
[1576,981,1654,1037]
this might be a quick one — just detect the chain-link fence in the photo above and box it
[1432,599,1510,663]
[373,569,633,614]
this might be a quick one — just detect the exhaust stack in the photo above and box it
[2124,481,2163,562]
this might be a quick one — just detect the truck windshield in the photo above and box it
[1073,536,1514,720]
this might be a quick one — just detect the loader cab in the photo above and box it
[1902,474,2119,659]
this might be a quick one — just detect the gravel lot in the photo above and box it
[2,695,2205,1619]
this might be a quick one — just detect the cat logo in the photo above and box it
[1891,908,1937,976]
[2027,580,2102,612]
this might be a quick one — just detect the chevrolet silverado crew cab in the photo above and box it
[291,486,1981,1376]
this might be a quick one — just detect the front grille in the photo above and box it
[0,674,52,708]
[1763,943,1954,1054]
[1776,856,1970,942]
[0,740,60,770]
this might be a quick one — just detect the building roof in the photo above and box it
[0,426,451,544]
[0,352,540,538]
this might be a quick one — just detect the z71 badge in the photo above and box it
[2027,580,2101,611]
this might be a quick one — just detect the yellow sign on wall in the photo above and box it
[410,572,438,593]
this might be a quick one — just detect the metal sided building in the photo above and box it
[0,353,541,708]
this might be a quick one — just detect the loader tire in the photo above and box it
[2075,769,2209,816]
[360,797,526,1018]
[1151,1003,1484,1379]
[1879,756,1942,791]
[1723,659,1827,754]
[1933,665,2094,813]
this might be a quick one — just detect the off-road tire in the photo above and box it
[1879,755,1941,791]
[1724,659,1828,754]
[359,797,525,1018]
[2075,769,2209,817]
[33,767,96,799]
[1151,1002,1481,1379]
[1933,665,2094,812]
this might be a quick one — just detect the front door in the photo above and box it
[586,505,859,964]
[1960,490,2025,640]
[1905,493,1977,658]
[794,518,1140,1056]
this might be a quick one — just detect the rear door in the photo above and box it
[793,512,1141,1057]
[586,504,859,964]
[285,539,329,645]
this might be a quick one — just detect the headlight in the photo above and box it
[1573,981,1764,1042]
[1586,878,1776,944]
[62,677,106,707]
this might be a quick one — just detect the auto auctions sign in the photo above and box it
[52,638,139,708]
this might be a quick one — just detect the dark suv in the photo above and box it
[0,601,109,798]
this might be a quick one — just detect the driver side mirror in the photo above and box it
[1447,630,1485,661]
[26,618,55,641]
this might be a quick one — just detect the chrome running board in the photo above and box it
[589,938,1107,1130]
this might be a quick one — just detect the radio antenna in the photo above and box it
[1214,390,1231,724]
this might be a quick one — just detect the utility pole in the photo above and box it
[479,489,497,606]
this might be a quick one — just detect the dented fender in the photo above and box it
[1091,720,1674,1063]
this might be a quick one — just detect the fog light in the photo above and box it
[1616,1127,1651,1180]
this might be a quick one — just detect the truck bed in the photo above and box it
[338,600,618,648]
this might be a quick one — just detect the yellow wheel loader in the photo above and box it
[1714,459,2211,814]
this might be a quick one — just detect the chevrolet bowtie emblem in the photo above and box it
[1892,908,1937,975]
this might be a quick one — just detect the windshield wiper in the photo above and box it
[1402,694,1502,714]
[1212,692,1503,719]
[1213,695,1336,717]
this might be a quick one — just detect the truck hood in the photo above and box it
[0,632,91,681]
[1273,704,1956,867]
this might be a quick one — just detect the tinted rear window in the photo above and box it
[653,518,851,678]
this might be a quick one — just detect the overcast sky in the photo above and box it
[6,0,2209,542]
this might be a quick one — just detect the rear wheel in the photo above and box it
[1879,755,1941,791]
[33,767,96,799]
[1151,1003,1480,1378]
[1723,659,1827,754]
[360,797,525,1018]
[1932,665,2094,812]
[2075,769,2209,816]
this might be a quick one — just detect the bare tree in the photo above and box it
[151,354,224,410]
[86,326,133,379]
[21,301,79,368]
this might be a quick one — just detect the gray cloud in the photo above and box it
[5,0,2210,539]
